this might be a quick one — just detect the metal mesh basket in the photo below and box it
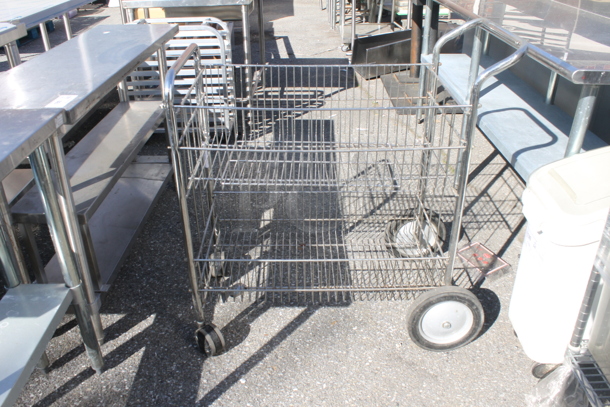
[166,62,470,304]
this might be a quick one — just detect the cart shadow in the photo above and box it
[474,288,502,337]
[31,309,206,406]
[461,148,526,259]
[197,305,319,406]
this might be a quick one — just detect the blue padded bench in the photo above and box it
[422,53,607,181]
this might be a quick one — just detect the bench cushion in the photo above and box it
[422,53,607,181]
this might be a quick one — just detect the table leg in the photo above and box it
[242,4,252,66]
[351,0,356,51]
[29,138,104,373]
[339,0,345,43]
[62,13,73,40]
[565,85,600,158]
[19,223,47,284]
[39,22,51,51]
[258,0,265,64]
[0,187,29,288]
[46,133,105,345]
[5,42,22,67]
[242,4,253,102]
[422,0,439,54]
[410,0,423,78]
[467,27,484,91]
[545,71,558,105]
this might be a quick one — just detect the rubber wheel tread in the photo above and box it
[407,286,484,351]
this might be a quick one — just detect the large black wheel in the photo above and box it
[195,324,226,356]
[407,286,484,351]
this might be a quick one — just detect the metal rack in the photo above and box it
[564,211,610,406]
[0,0,96,51]
[126,17,236,128]
[0,109,104,405]
[162,38,526,355]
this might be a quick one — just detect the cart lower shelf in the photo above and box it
[196,192,455,303]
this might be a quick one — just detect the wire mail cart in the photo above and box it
[164,43,491,356]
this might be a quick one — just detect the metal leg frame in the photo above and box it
[45,134,105,345]
[450,27,484,186]
[165,97,206,325]
[79,223,102,291]
[351,0,356,51]
[545,71,558,105]
[19,223,48,284]
[29,137,104,372]
[1,176,51,374]
[4,42,22,67]
[38,22,51,51]
[410,0,423,78]
[445,45,529,285]
[242,4,253,103]
[0,187,30,286]
[570,212,610,351]
[564,85,600,158]
[422,0,439,55]
[62,13,74,40]
[258,0,265,64]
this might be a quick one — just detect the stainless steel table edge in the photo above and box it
[119,0,266,65]
[0,0,93,29]
[0,108,104,372]
[433,0,610,85]
[62,24,179,124]
[0,24,179,125]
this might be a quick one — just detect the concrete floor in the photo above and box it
[2,1,540,406]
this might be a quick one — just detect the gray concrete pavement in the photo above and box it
[3,1,538,405]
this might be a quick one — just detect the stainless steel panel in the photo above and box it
[435,0,610,83]
[163,5,250,20]
[11,101,165,223]
[43,161,172,291]
[0,284,73,407]
[0,24,178,124]
[0,109,63,181]
[0,23,26,45]
[0,0,93,29]
[122,0,253,8]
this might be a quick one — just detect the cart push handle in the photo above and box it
[426,17,529,110]
[425,18,532,285]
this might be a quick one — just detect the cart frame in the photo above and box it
[163,24,530,354]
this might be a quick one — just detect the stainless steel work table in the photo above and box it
[1,23,177,343]
[120,0,266,65]
[0,23,178,125]
[0,0,95,51]
[0,22,26,68]
[420,0,610,163]
[0,109,104,405]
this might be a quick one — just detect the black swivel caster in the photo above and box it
[195,324,226,356]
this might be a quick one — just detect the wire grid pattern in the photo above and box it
[170,64,470,303]
[125,17,235,108]
[571,352,610,406]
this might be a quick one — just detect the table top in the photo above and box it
[0,0,93,28]
[0,22,26,45]
[121,0,253,8]
[436,0,610,84]
[0,109,64,180]
[0,24,178,124]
